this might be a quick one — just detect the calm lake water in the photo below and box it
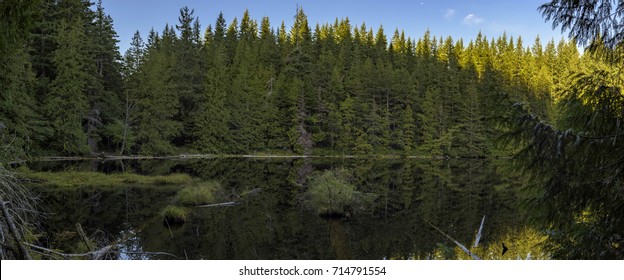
[28,158,532,259]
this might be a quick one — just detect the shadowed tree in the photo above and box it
[505,0,624,259]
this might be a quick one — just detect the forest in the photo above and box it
[1,0,623,260]
[0,0,588,159]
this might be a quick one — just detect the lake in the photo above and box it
[27,157,542,260]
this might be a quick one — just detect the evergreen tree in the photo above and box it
[508,0,624,259]
[195,42,231,153]
[0,44,41,160]
[133,28,181,155]
[90,0,124,153]
[46,17,90,155]
[117,31,144,155]
[0,0,42,160]
[172,7,204,147]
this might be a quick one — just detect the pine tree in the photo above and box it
[133,28,181,155]
[46,17,90,155]
[117,31,144,155]
[0,45,41,160]
[195,42,231,153]
[398,104,417,153]
[0,0,42,160]
[229,24,263,153]
[90,0,124,153]
[172,6,204,147]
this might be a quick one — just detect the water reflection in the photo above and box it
[29,158,531,259]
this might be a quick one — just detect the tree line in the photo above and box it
[1,0,584,158]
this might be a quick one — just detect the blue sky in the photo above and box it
[102,0,567,54]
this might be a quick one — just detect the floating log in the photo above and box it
[473,215,486,248]
[196,202,239,208]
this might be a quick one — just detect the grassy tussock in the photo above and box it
[175,181,218,206]
[161,205,189,224]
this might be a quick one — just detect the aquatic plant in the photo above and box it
[20,169,193,188]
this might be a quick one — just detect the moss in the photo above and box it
[175,181,218,206]
[161,205,189,225]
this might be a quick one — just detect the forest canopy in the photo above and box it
[1,0,585,160]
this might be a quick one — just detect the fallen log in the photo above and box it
[196,202,239,208]
[24,242,117,260]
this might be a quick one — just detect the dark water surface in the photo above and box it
[28,158,529,259]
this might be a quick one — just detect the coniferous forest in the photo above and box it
[0,0,588,158]
[1,0,623,260]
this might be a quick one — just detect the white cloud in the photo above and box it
[463,14,484,25]
[444,9,456,19]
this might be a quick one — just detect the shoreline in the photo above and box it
[24,153,511,162]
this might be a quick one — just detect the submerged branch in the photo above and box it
[424,218,480,260]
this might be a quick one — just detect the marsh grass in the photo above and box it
[20,168,193,188]
[175,181,218,206]
[161,205,189,224]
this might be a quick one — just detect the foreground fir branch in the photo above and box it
[505,0,624,259]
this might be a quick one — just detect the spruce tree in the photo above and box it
[133,28,181,155]
[46,17,90,155]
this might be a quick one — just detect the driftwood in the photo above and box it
[473,215,486,248]
[0,198,32,260]
[424,218,481,260]
[75,223,94,252]
[25,242,178,259]
[24,242,116,260]
[196,202,239,208]
[122,251,178,258]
